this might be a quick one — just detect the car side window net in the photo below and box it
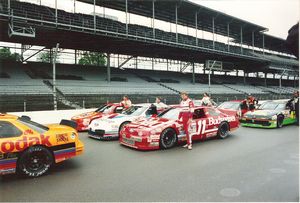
[193,109,206,119]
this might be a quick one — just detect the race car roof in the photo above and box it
[0,114,19,120]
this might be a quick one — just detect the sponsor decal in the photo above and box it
[208,116,236,126]
[24,129,34,135]
[0,135,52,153]
[56,133,69,142]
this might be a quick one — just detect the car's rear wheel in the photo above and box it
[160,128,177,149]
[217,122,230,139]
[277,115,284,128]
[18,146,53,177]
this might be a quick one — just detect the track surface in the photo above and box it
[1,126,299,202]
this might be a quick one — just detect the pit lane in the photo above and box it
[1,125,299,202]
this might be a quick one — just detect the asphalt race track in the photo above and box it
[1,125,299,202]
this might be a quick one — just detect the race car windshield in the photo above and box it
[95,104,111,113]
[18,117,49,134]
[218,102,240,110]
[159,108,180,120]
[122,106,147,116]
[259,102,280,110]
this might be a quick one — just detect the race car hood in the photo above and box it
[244,110,280,119]
[71,111,100,120]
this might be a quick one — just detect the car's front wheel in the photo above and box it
[160,128,177,149]
[277,115,284,128]
[18,146,53,177]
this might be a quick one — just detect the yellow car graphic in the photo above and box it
[0,114,84,177]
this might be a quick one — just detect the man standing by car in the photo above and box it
[247,95,258,111]
[288,91,299,125]
[179,92,194,150]
[120,95,132,109]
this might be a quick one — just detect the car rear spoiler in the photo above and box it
[60,119,78,130]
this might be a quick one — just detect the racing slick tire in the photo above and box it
[160,128,177,149]
[17,145,54,177]
[217,122,230,139]
[277,115,284,128]
[118,121,131,138]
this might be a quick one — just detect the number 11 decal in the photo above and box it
[197,120,206,135]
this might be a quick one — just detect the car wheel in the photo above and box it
[277,115,284,128]
[160,128,177,149]
[18,146,53,177]
[217,122,230,139]
[118,121,131,137]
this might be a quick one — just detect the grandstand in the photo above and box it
[0,0,298,112]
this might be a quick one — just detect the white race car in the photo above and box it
[88,103,162,140]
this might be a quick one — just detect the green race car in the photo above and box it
[240,100,296,128]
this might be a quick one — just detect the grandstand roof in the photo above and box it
[78,0,289,54]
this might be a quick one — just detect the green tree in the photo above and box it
[78,51,106,66]
[37,51,60,63]
[0,47,22,61]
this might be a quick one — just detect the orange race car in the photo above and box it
[0,114,84,177]
[71,103,124,131]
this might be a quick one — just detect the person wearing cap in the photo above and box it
[179,92,194,150]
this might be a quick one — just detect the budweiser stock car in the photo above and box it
[0,114,84,177]
[120,106,240,150]
[71,103,123,131]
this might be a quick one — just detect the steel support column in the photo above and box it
[8,0,10,12]
[243,71,246,85]
[125,0,128,35]
[55,0,57,25]
[167,59,169,71]
[262,33,265,56]
[52,43,59,111]
[75,50,77,64]
[264,72,267,86]
[152,58,154,70]
[240,26,243,54]
[152,0,155,39]
[74,0,76,13]
[227,23,230,52]
[107,53,111,83]
[195,12,198,46]
[135,57,138,69]
[212,17,215,49]
[93,0,96,32]
[252,31,254,53]
[175,4,178,43]
[192,63,195,84]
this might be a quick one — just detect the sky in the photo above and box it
[2,0,298,77]
[191,0,299,39]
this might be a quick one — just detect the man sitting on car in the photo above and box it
[120,95,132,109]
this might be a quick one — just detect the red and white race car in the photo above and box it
[120,106,240,150]
[71,103,123,131]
